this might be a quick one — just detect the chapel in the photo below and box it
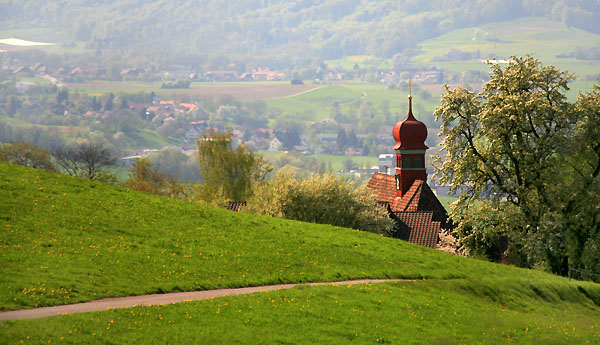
[366,94,450,248]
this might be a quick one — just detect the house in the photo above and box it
[12,66,32,76]
[70,66,99,77]
[269,137,283,151]
[120,68,144,77]
[252,68,286,81]
[205,70,237,81]
[178,103,198,114]
[366,95,450,249]
[378,153,394,173]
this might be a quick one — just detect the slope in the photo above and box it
[0,162,599,343]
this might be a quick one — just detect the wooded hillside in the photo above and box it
[2,0,598,61]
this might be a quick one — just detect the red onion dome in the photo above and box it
[392,96,428,150]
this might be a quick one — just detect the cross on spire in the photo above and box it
[405,78,418,98]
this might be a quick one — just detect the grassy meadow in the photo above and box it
[1,162,599,343]
[265,83,441,126]
[412,17,600,79]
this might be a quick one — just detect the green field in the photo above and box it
[1,162,599,343]
[259,150,378,172]
[412,17,600,79]
[265,83,440,125]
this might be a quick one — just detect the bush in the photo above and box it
[122,158,190,199]
[246,171,393,235]
[0,141,56,171]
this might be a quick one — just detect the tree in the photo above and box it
[104,93,114,111]
[336,128,347,151]
[53,141,117,180]
[434,55,600,279]
[56,88,68,105]
[196,129,271,204]
[123,158,188,199]
[7,96,18,117]
[0,141,56,171]
[246,171,393,235]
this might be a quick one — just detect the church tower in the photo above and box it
[392,95,428,197]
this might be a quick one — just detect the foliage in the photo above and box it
[53,141,117,180]
[145,149,201,182]
[0,141,56,172]
[3,0,599,63]
[246,171,393,235]
[122,158,190,199]
[196,129,271,204]
[434,55,600,279]
[160,80,191,89]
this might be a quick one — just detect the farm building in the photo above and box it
[367,95,450,249]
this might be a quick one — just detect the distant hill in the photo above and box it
[1,0,599,63]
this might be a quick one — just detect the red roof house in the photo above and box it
[366,95,450,248]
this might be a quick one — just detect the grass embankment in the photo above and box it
[1,163,599,343]
[3,280,599,344]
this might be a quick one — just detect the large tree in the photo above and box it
[53,141,117,180]
[434,56,600,279]
[196,129,271,204]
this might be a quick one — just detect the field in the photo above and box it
[1,162,599,343]
[265,83,443,125]
[412,17,600,79]
[258,150,379,172]
[63,81,322,100]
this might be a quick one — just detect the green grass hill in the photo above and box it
[1,162,599,344]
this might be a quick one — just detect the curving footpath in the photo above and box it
[0,279,407,321]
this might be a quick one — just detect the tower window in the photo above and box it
[414,156,424,168]
[403,156,412,169]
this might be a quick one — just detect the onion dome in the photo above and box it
[392,95,428,150]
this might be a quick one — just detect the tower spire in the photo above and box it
[407,78,415,120]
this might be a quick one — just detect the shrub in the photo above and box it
[246,170,393,235]
[0,141,56,171]
[122,158,190,199]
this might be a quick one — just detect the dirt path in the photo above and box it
[0,279,407,321]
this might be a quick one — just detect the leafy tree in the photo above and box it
[7,96,18,117]
[434,55,600,279]
[246,171,393,235]
[123,158,189,199]
[53,141,117,180]
[196,129,271,204]
[104,93,114,111]
[0,141,56,171]
[91,96,101,111]
[56,88,68,105]
[336,127,347,151]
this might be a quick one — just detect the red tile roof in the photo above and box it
[366,172,396,203]
[394,211,440,248]
[366,173,450,248]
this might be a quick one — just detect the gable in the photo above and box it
[390,179,449,229]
